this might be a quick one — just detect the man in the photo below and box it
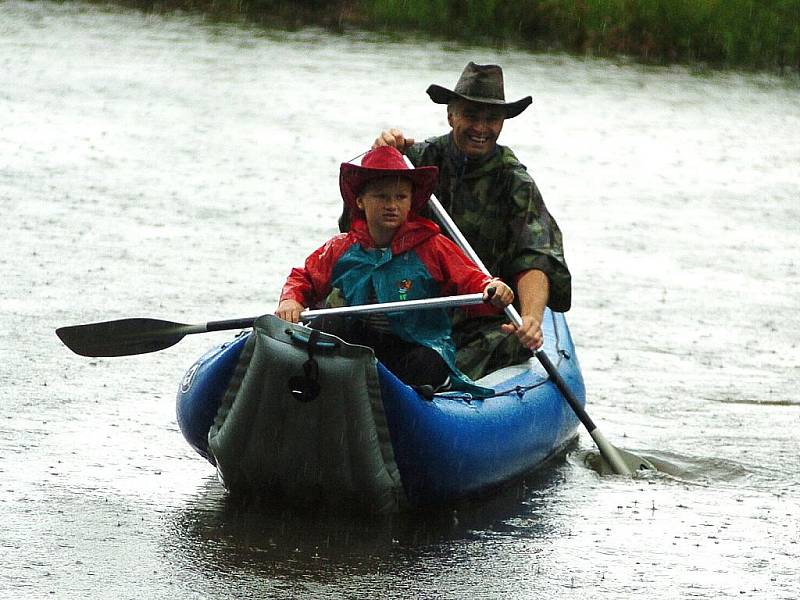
[340,62,571,380]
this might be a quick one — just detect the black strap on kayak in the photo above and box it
[288,329,322,402]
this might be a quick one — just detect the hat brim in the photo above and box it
[426,84,532,119]
[339,163,439,214]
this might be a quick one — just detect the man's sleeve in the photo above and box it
[504,170,572,312]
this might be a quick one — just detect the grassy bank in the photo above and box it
[362,0,800,71]
[116,0,800,71]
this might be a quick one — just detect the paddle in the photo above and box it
[427,195,653,476]
[56,292,489,358]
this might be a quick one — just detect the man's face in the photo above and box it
[448,100,505,159]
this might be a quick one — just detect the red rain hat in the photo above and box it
[339,146,438,213]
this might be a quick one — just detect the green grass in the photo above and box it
[360,0,800,71]
[110,0,800,71]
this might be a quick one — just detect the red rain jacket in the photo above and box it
[280,215,498,315]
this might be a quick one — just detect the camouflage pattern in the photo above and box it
[405,134,571,379]
[405,134,571,311]
[450,312,533,381]
[338,133,571,380]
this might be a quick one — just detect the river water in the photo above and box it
[2,1,799,598]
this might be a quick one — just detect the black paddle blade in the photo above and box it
[56,318,191,357]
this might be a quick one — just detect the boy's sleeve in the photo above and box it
[279,235,347,307]
[413,234,488,295]
[431,235,501,315]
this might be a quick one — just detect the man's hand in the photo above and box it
[373,128,415,153]
[275,299,305,324]
[501,269,548,350]
[501,315,544,350]
[484,280,514,308]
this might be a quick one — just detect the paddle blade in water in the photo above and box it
[56,318,192,357]
[586,446,657,476]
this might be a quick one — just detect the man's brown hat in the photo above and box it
[426,62,532,119]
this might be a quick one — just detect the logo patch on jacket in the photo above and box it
[397,279,413,300]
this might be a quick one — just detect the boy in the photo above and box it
[276,146,513,394]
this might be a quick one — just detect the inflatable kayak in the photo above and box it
[176,310,584,513]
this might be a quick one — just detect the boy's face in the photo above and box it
[356,176,413,242]
[447,99,505,159]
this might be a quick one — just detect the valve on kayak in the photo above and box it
[288,329,322,402]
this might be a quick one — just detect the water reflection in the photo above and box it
[165,454,573,579]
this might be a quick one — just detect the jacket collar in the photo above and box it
[443,133,522,179]
[446,132,498,169]
[350,215,440,255]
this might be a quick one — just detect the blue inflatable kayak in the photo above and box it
[176,310,584,512]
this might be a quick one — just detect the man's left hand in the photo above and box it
[501,315,543,350]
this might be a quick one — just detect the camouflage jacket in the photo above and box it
[405,134,571,312]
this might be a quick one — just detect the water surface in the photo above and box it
[1,1,798,598]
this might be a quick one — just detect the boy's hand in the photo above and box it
[276,299,305,323]
[484,280,514,308]
[373,128,415,153]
